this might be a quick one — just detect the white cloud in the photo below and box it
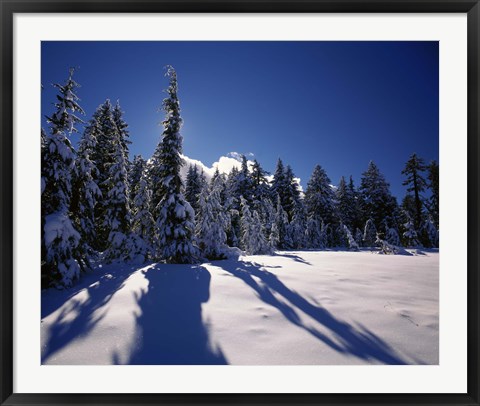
[180,154,215,182]
[213,155,243,174]
[180,152,246,182]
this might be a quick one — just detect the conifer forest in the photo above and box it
[41,62,439,366]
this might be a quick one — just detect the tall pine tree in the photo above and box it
[240,197,271,255]
[336,176,357,230]
[271,194,289,249]
[288,200,307,249]
[196,177,229,259]
[304,165,337,244]
[283,165,301,221]
[151,66,197,263]
[359,161,397,235]
[250,159,270,206]
[113,100,131,167]
[131,167,155,260]
[185,164,206,216]
[42,68,85,287]
[103,123,133,262]
[129,154,147,204]
[88,100,124,250]
[401,153,427,231]
[427,160,439,228]
[70,123,102,255]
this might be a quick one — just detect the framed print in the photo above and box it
[1,1,479,405]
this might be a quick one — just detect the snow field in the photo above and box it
[41,250,438,365]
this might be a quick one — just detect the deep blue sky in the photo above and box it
[41,41,438,199]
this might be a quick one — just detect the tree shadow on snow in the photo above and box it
[274,252,312,266]
[41,263,140,364]
[121,264,228,365]
[220,260,407,365]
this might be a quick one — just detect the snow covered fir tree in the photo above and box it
[42,68,87,288]
[149,66,198,264]
[41,66,440,289]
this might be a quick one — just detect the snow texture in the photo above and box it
[41,250,438,365]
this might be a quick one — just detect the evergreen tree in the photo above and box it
[211,167,222,185]
[304,165,337,238]
[185,164,206,216]
[401,194,417,222]
[41,128,48,276]
[89,100,115,185]
[42,68,85,288]
[385,227,401,247]
[270,158,287,204]
[283,165,301,221]
[71,124,102,253]
[334,223,348,248]
[399,194,417,246]
[306,215,323,249]
[112,100,131,166]
[272,194,289,249]
[224,166,242,247]
[210,168,228,210]
[348,176,364,232]
[250,158,272,226]
[403,215,420,247]
[336,176,349,224]
[258,197,276,239]
[287,200,307,249]
[363,218,377,247]
[250,159,270,205]
[343,225,359,251]
[41,128,48,195]
[129,155,147,204]
[240,197,271,255]
[402,153,427,230]
[270,159,300,221]
[427,160,439,228]
[226,166,240,198]
[354,228,364,247]
[269,221,280,251]
[252,211,272,254]
[319,221,329,249]
[359,161,397,234]
[131,168,155,260]
[237,155,254,204]
[196,177,229,259]
[336,176,357,230]
[152,66,197,263]
[419,216,439,248]
[103,126,133,263]
[88,99,127,250]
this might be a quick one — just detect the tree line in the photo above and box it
[41,66,439,289]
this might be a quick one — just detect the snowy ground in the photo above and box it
[41,249,438,365]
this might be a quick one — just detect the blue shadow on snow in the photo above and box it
[124,264,228,365]
[41,263,140,364]
[220,260,408,365]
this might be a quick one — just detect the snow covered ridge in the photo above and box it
[41,250,438,365]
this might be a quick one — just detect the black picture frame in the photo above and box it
[1,1,479,405]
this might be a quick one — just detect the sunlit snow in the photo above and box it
[41,249,438,365]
